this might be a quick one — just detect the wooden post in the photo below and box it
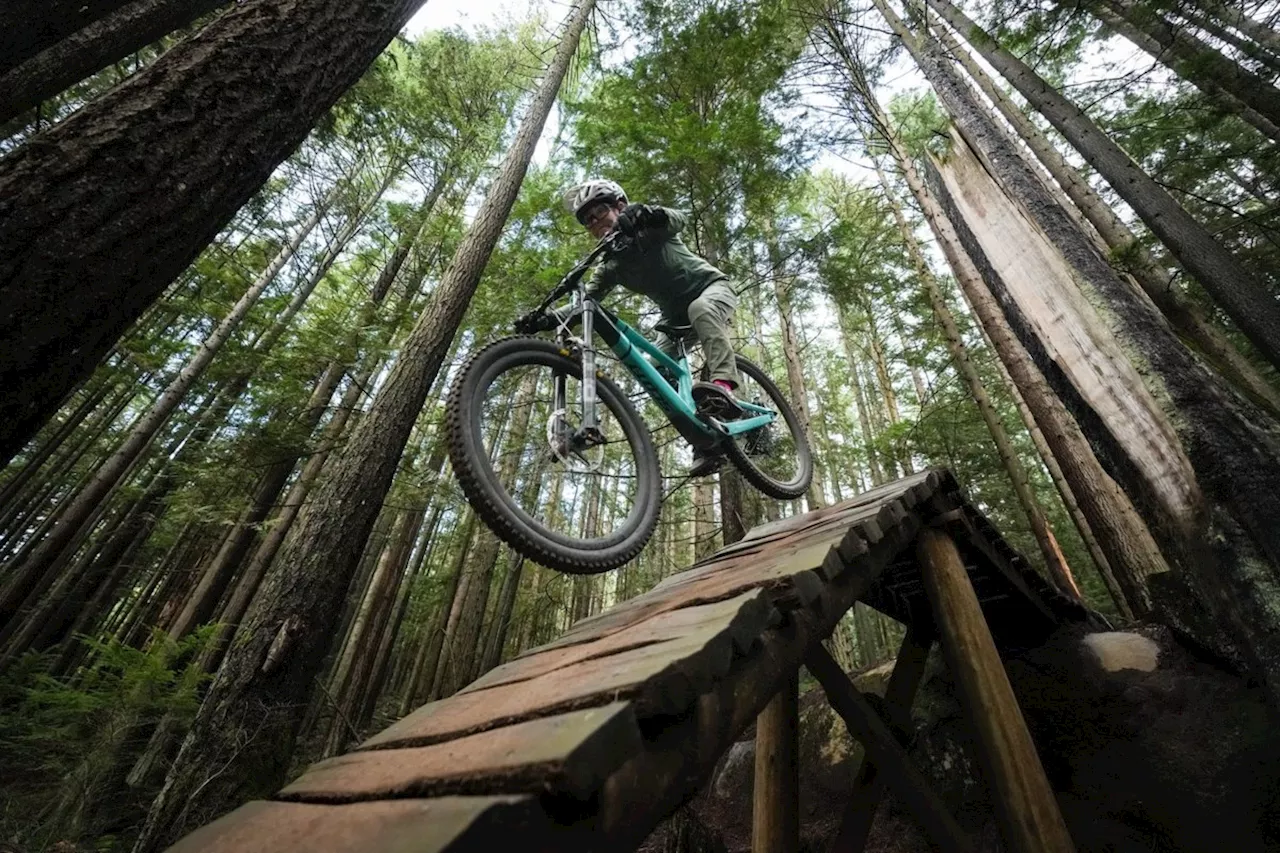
[806,645,974,853]
[752,672,799,853]
[829,624,933,852]
[916,527,1076,853]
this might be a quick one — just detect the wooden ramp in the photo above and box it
[168,468,1088,853]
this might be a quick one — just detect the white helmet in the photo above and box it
[563,179,627,223]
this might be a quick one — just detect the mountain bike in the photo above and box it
[445,231,813,574]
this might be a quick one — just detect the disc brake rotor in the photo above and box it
[546,409,605,473]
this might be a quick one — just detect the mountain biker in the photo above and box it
[564,178,743,477]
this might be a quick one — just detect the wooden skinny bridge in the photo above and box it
[168,468,1092,853]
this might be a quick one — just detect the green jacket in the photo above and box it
[586,207,729,324]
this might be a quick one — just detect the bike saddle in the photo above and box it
[653,322,693,338]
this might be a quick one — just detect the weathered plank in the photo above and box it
[359,618,738,750]
[593,523,904,851]
[471,590,772,689]
[542,536,848,651]
[280,703,639,803]
[167,796,554,853]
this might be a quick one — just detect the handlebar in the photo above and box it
[513,230,632,333]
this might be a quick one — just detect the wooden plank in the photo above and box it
[594,523,906,852]
[830,625,934,853]
[752,674,799,853]
[543,532,859,652]
[280,703,639,803]
[166,796,553,853]
[359,618,738,750]
[917,528,1076,853]
[465,590,772,693]
[804,645,975,853]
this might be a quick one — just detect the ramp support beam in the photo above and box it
[916,527,1076,853]
[825,623,933,852]
[751,673,799,853]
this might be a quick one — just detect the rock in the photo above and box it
[711,741,754,801]
[1003,622,1280,852]
[1080,631,1159,673]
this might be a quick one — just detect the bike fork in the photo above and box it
[579,305,599,434]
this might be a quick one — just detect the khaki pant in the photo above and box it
[657,279,741,386]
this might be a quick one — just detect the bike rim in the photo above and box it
[731,365,809,491]
[470,353,652,549]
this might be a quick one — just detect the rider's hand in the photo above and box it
[514,310,549,334]
[614,204,666,239]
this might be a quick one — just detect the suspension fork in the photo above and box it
[579,302,600,435]
[551,301,601,445]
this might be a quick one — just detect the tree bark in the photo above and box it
[0,0,136,74]
[0,0,432,466]
[923,0,1280,374]
[814,0,1170,615]
[0,0,233,125]
[131,4,597,844]
[921,6,1280,418]
[874,163,1080,602]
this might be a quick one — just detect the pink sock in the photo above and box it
[712,379,734,393]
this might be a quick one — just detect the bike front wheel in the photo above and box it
[446,337,661,574]
[720,355,814,500]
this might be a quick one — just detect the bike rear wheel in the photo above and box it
[446,337,661,574]
[720,355,813,500]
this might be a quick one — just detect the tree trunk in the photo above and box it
[0,0,136,73]
[968,293,1129,613]
[815,0,1170,615]
[477,553,524,675]
[874,163,1080,601]
[693,480,718,560]
[1190,0,1280,57]
[0,195,328,629]
[930,125,1280,700]
[364,501,441,723]
[769,260,826,510]
[0,0,432,466]
[131,5,597,843]
[322,500,421,756]
[920,7,1280,418]
[922,0,1280,374]
[1171,4,1280,76]
[1084,0,1280,143]
[836,307,885,488]
[867,321,914,476]
[0,0,233,125]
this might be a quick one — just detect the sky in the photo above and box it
[406,0,533,37]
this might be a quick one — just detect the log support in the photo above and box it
[916,526,1075,853]
[752,672,799,853]
[805,643,973,853]
[826,624,933,852]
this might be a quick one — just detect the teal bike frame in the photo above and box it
[588,305,775,449]
[533,232,777,454]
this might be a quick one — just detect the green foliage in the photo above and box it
[0,629,214,848]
